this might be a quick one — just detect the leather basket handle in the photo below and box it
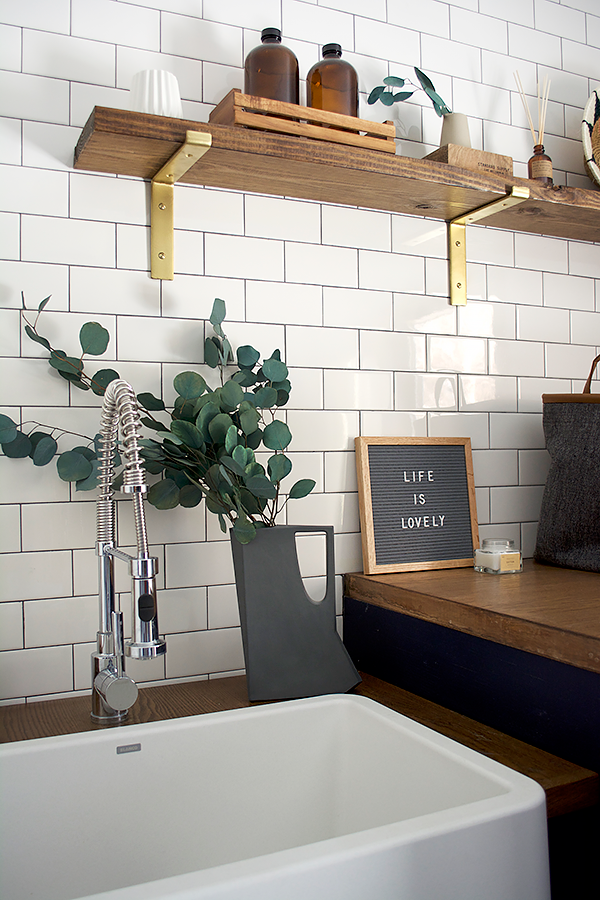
[583,354,600,394]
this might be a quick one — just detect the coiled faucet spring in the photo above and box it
[92,379,166,724]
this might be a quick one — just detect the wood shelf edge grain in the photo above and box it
[1,674,597,819]
[74,107,600,242]
[344,561,600,675]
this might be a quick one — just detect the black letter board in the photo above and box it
[355,437,479,574]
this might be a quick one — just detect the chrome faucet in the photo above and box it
[92,379,166,724]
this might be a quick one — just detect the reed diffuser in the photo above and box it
[514,72,552,185]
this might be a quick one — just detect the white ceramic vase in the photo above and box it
[440,112,471,148]
[130,69,183,118]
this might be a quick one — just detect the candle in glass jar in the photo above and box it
[474,539,522,574]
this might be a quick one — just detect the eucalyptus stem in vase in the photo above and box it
[0,296,315,544]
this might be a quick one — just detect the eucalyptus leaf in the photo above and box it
[232,368,257,388]
[383,75,406,87]
[220,338,233,365]
[156,430,183,445]
[205,491,222,514]
[144,459,165,475]
[220,378,244,410]
[288,478,316,499]
[392,91,415,102]
[253,385,278,408]
[2,431,32,458]
[137,392,166,411]
[425,89,451,115]
[378,92,395,106]
[210,297,226,326]
[171,419,204,449]
[24,325,51,351]
[246,427,263,450]
[204,336,220,368]
[367,85,386,104]
[75,459,101,491]
[245,475,277,499]
[0,413,18,445]
[262,420,292,451]
[38,295,52,313]
[141,416,166,432]
[225,424,239,455]
[58,370,89,390]
[196,401,221,438]
[220,455,246,477]
[91,368,120,396]
[71,445,96,461]
[237,345,260,368]
[208,412,234,444]
[218,464,233,487]
[267,453,292,483]
[174,371,207,400]
[147,478,181,510]
[79,322,110,356]
[262,357,288,382]
[179,484,203,508]
[165,467,191,489]
[49,351,83,375]
[239,488,263,516]
[232,444,249,468]
[232,517,256,544]
[414,66,435,92]
[56,450,93,482]
[218,513,227,533]
[245,461,265,478]
[240,407,260,436]
[31,435,58,466]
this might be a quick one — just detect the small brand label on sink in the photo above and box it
[116,743,142,754]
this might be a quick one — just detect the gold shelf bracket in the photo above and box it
[151,130,212,280]
[448,185,530,305]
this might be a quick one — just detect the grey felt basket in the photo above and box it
[534,353,600,572]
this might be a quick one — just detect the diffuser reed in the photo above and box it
[514,72,553,184]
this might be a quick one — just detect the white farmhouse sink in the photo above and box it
[0,694,550,900]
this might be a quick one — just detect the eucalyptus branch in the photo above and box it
[3,295,316,543]
[22,421,96,443]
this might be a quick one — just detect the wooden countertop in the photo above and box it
[345,560,600,675]
[0,674,597,818]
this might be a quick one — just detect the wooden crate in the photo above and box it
[208,89,396,153]
[425,143,513,177]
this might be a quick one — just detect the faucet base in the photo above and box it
[91,708,129,724]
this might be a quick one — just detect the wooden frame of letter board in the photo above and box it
[355,436,479,575]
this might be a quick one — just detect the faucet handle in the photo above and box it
[94,667,139,714]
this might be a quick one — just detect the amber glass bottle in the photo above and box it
[528,144,553,185]
[244,27,299,104]
[306,43,358,117]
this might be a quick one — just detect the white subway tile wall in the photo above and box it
[0,0,598,701]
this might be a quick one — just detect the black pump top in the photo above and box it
[322,43,342,57]
[261,27,282,42]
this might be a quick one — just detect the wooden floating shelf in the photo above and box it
[74,106,600,243]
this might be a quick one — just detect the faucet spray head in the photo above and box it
[125,554,166,660]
